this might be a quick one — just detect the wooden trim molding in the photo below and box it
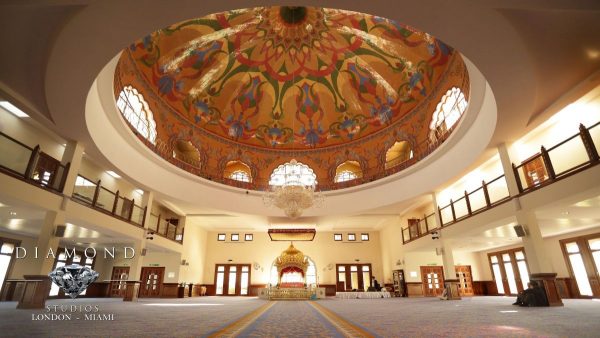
[406,282,424,297]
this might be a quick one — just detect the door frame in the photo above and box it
[213,264,251,296]
[487,247,529,296]
[420,266,445,297]
[139,266,165,298]
[108,266,130,298]
[559,232,600,298]
[335,263,372,291]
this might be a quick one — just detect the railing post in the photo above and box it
[450,199,456,222]
[540,146,556,180]
[482,180,491,207]
[423,214,429,232]
[401,227,406,244]
[92,180,101,206]
[59,162,71,192]
[579,123,599,163]
[512,164,523,193]
[142,206,148,227]
[465,191,472,216]
[180,226,185,243]
[128,199,135,221]
[24,145,40,180]
[438,206,444,227]
[112,191,119,215]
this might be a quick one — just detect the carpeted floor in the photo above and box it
[0,296,599,337]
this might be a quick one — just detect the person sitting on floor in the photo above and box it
[371,277,381,291]
[513,281,548,306]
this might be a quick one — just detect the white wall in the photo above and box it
[202,231,383,286]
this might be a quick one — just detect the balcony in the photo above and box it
[0,131,69,193]
[71,174,146,228]
[147,213,184,243]
[402,121,600,244]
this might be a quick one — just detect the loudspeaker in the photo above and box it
[431,231,440,240]
[436,247,444,256]
[54,225,66,237]
[513,224,527,237]
[141,248,147,256]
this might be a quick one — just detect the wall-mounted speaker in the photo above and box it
[141,248,147,256]
[513,224,527,237]
[54,225,66,237]
[435,247,444,256]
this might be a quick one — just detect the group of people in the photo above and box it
[513,281,549,307]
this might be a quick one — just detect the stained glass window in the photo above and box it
[116,86,158,144]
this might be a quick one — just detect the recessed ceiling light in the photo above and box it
[0,101,29,118]
[106,170,121,178]
[134,189,144,195]
[9,211,17,216]
[587,49,600,60]
[562,211,570,215]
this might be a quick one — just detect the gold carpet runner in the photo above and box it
[208,300,373,338]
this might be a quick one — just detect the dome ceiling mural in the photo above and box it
[123,6,456,150]
[114,6,469,191]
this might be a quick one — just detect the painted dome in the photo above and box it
[114,6,469,190]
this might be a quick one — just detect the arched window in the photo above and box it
[224,161,252,183]
[230,170,250,182]
[116,85,157,144]
[385,141,413,169]
[429,87,468,136]
[334,161,362,183]
[172,140,201,167]
[269,159,317,186]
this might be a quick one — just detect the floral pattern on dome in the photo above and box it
[124,6,455,150]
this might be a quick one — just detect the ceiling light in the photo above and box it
[9,211,17,216]
[562,211,570,215]
[0,101,29,118]
[106,170,121,178]
[134,189,144,195]
[586,49,600,60]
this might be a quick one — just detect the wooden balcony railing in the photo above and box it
[401,213,438,244]
[71,174,146,228]
[147,212,184,244]
[0,131,69,193]
[402,120,600,245]
[513,122,600,193]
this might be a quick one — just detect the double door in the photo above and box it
[421,266,444,297]
[139,267,164,298]
[488,248,530,295]
[336,264,372,291]
[561,234,600,298]
[108,266,130,297]
[455,265,474,296]
[214,264,250,296]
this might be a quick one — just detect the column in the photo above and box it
[17,211,63,309]
[123,239,145,302]
[140,190,154,229]
[514,210,563,306]
[497,143,520,197]
[60,141,85,197]
[440,239,461,300]
[431,192,442,229]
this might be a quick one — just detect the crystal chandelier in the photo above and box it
[263,159,324,219]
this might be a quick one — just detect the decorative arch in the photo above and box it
[429,87,468,141]
[334,161,363,183]
[172,139,201,168]
[116,85,157,144]
[269,255,317,287]
[269,159,317,186]
[224,160,252,183]
[385,141,413,169]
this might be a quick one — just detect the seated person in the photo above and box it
[371,277,381,291]
[513,281,548,306]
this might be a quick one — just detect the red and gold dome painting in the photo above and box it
[121,6,458,150]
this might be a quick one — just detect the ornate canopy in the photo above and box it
[274,243,309,275]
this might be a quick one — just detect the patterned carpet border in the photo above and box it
[309,301,375,338]
[206,301,276,337]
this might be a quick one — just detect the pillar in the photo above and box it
[431,192,442,229]
[17,211,63,309]
[140,190,154,229]
[515,210,563,306]
[60,141,85,197]
[497,143,520,197]
[123,239,144,302]
[440,239,461,300]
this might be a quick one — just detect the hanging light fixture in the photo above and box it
[263,159,324,219]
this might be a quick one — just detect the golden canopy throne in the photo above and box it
[274,243,309,288]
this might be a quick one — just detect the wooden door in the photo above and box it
[455,265,474,296]
[214,264,251,296]
[139,267,164,298]
[522,155,548,188]
[421,266,444,297]
[108,266,130,297]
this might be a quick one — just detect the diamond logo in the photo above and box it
[49,264,99,299]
